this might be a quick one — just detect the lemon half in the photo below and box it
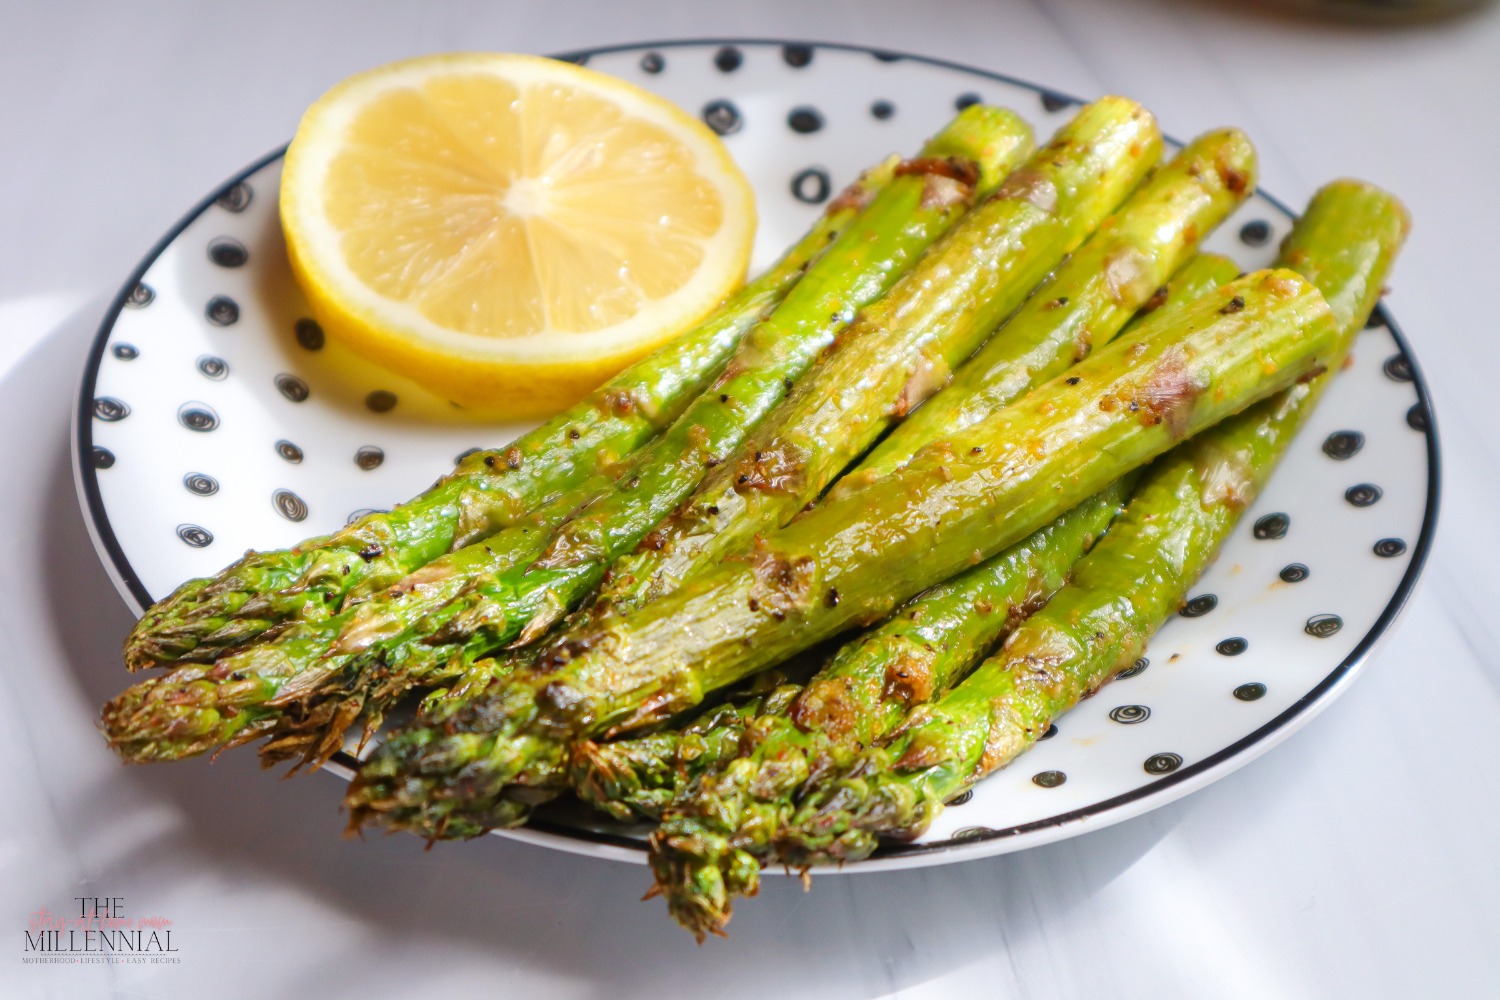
[280,53,756,416]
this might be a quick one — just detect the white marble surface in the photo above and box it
[3,2,1498,997]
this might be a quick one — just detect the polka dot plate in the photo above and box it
[74,40,1439,871]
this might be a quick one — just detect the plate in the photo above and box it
[74,39,1439,871]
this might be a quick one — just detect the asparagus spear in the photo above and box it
[573,254,1242,821]
[346,267,1339,840]
[121,159,903,673]
[99,110,1033,764]
[591,98,1166,619]
[1120,252,1242,333]
[843,129,1255,489]
[572,477,1140,820]
[651,181,1409,939]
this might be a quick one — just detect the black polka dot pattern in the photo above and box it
[1253,513,1289,540]
[126,282,154,308]
[1117,657,1149,679]
[1234,683,1267,702]
[113,343,139,360]
[954,92,981,111]
[1180,594,1217,618]
[1032,770,1066,788]
[205,295,239,327]
[1216,637,1248,656]
[1383,354,1413,382]
[1144,753,1182,775]
[177,402,219,432]
[790,167,831,205]
[365,390,398,413]
[949,789,973,806]
[295,318,324,350]
[1406,403,1429,432]
[183,473,219,496]
[787,107,823,134]
[275,440,303,463]
[275,373,310,403]
[782,44,813,67]
[355,446,385,470]
[714,46,742,72]
[1280,563,1310,583]
[215,182,252,213]
[1322,430,1364,460]
[1305,614,1343,638]
[701,100,742,136]
[91,447,115,469]
[272,489,308,522]
[176,524,213,547]
[1239,220,1271,246]
[196,355,228,380]
[1374,538,1407,558]
[639,52,664,74]
[1345,484,1382,507]
[1108,705,1150,725]
[208,236,248,268]
[870,100,894,120]
[1040,91,1071,112]
[93,397,130,422]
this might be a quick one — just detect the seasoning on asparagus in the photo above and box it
[347,267,1340,841]
[649,180,1408,940]
[1120,252,1242,333]
[100,110,1033,765]
[843,128,1256,489]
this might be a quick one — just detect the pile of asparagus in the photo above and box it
[100,95,1408,940]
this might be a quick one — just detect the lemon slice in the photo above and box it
[280,52,756,417]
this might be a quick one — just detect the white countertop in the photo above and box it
[4,2,1498,997]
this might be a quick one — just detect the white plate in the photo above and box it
[74,39,1439,871]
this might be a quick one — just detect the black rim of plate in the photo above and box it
[76,38,1442,863]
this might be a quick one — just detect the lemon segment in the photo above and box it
[280,53,755,416]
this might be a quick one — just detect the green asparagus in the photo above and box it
[591,98,1165,619]
[346,267,1339,840]
[100,110,1032,765]
[649,180,1408,939]
[121,160,903,672]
